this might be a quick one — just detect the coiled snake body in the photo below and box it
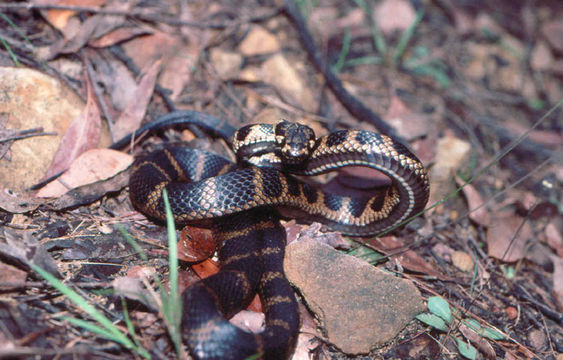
[124,111,429,359]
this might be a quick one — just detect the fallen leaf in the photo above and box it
[0,187,43,213]
[487,213,532,262]
[545,222,563,257]
[455,173,490,227]
[0,261,27,290]
[368,236,448,279]
[374,0,416,33]
[550,255,563,311]
[428,136,471,205]
[178,226,216,263]
[37,148,133,197]
[541,20,563,52]
[209,48,243,80]
[239,26,280,56]
[43,0,106,31]
[123,31,198,101]
[262,54,316,112]
[46,166,129,210]
[112,59,161,140]
[89,26,153,48]
[1,228,59,277]
[191,259,219,279]
[385,96,430,140]
[459,323,496,360]
[47,0,132,58]
[530,41,554,71]
[112,276,155,310]
[43,71,101,180]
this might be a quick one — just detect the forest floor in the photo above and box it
[0,0,561,359]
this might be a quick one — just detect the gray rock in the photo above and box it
[284,238,424,354]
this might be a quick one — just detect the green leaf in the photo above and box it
[416,313,449,331]
[482,327,505,340]
[462,318,481,332]
[455,337,477,359]
[504,265,515,279]
[427,296,452,323]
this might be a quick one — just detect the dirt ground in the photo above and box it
[0,0,561,359]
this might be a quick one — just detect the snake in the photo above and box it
[119,110,430,360]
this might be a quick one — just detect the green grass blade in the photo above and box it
[0,35,20,66]
[332,30,351,73]
[115,224,149,261]
[393,8,425,68]
[161,188,183,354]
[33,266,126,340]
[353,0,387,55]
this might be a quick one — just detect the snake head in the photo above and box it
[275,120,316,166]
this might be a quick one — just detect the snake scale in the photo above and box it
[116,110,430,359]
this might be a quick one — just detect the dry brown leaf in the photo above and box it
[459,323,496,360]
[0,261,27,290]
[37,148,133,197]
[374,0,416,33]
[111,276,155,310]
[428,136,471,205]
[112,59,161,140]
[209,48,243,80]
[455,173,490,227]
[43,72,101,180]
[239,26,280,56]
[262,54,316,113]
[541,20,563,52]
[89,26,153,48]
[0,187,43,213]
[530,41,555,71]
[123,32,198,101]
[504,121,563,148]
[178,226,216,263]
[551,255,563,311]
[385,96,430,140]
[1,229,59,276]
[46,166,129,210]
[545,222,563,257]
[487,213,532,262]
[42,0,106,30]
[191,259,219,280]
[369,236,448,279]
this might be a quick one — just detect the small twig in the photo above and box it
[0,128,57,143]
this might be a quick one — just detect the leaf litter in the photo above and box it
[0,1,561,359]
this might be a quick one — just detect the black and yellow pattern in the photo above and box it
[127,115,429,360]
